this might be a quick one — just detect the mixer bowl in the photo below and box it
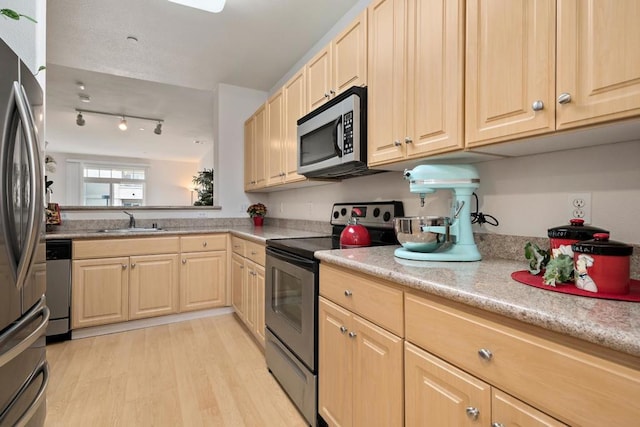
[394,216,451,253]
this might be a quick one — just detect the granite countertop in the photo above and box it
[315,245,640,358]
[45,225,328,244]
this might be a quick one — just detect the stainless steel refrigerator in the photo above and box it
[0,37,49,426]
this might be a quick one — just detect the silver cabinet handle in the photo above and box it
[492,423,505,427]
[340,326,348,334]
[329,89,336,95]
[324,92,330,98]
[532,100,544,111]
[558,92,572,104]
[404,137,413,144]
[122,264,128,269]
[348,331,357,338]
[466,407,480,420]
[344,290,353,297]
[182,259,187,264]
[393,140,402,147]
[478,348,493,361]
[202,241,208,247]
[131,263,136,268]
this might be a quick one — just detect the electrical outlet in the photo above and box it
[568,193,591,223]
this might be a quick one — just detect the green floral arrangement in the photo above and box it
[247,203,267,218]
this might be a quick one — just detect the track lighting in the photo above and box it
[75,109,163,134]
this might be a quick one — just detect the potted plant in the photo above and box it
[247,202,267,226]
[191,168,214,206]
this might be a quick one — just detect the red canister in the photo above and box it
[547,219,608,258]
[572,233,633,294]
[340,217,371,249]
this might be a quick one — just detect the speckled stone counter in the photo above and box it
[315,245,640,358]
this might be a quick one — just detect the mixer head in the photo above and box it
[404,164,480,206]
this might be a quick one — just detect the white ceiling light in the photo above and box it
[168,0,226,13]
[118,117,128,131]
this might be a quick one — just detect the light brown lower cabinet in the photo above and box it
[230,236,266,347]
[318,296,403,427]
[405,341,566,426]
[129,254,179,320]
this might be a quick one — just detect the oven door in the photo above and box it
[265,247,317,371]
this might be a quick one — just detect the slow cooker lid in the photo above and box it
[572,233,633,256]
[548,218,608,239]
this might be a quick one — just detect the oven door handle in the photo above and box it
[266,247,317,270]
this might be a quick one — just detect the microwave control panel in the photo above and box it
[343,111,354,154]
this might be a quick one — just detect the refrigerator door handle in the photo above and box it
[11,81,43,290]
[0,359,49,427]
[0,296,49,369]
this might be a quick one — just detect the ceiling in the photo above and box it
[45,0,360,162]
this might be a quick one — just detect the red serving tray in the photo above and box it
[511,270,640,302]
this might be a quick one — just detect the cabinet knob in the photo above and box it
[344,290,353,297]
[182,259,187,264]
[324,92,330,98]
[478,348,493,361]
[240,265,244,269]
[492,423,505,427]
[532,100,544,111]
[122,264,127,269]
[131,263,136,268]
[251,251,257,255]
[465,407,480,420]
[202,241,208,247]
[404,137,413,144]
[393,140,402,147]
[340,326,348,334]
[329,89,336,95]
[348,331,357,338]
[558,92,572,104]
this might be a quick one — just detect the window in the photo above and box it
[82,164,147,206]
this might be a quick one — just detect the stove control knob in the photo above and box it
[373,208,380,217]
[383,211,391,222]
[341,208,347,216]
[333,211,339,219]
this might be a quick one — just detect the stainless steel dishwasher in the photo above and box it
[46,239,72,341]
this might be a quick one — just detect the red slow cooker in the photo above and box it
[547,219,608,257]
[572,233,633,295]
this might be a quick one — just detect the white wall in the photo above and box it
[266,140,640,244]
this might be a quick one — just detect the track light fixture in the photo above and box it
[75,109,163,134]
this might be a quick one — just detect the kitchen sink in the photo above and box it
[97,227,164,233]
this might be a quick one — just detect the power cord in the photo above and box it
[470,192,499,227]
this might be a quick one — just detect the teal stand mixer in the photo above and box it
[394,164,482,262]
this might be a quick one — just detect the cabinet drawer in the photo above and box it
[73,237,179,259]
[405,292,640,426]
[320,264,403,336]
[245,240,265,266]
[180,234,226,252]
[231,236,246,256]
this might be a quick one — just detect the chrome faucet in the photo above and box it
[123,211,136,228]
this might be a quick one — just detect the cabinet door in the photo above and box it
[307,46,332,111]
[332,10,367,95]
[492,389,568,427]
[254,264,265,347]
[319,297,353,427]
[465,0,555,147]
[129,254,179,320]
[72,257,129,329]
[352,315,403,427]
[405,342,491,427]
[231,253,245,319]
[179,251,226,312]
[244,116,256,191]
[245,260,257,332]
[556,0,640,129]
[253,103,267,189]
[283,68,306,183]
[266,89,285,186]
[405,0,464,157]
[367,0,407,166]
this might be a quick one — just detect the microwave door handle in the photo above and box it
[332,116,343,158]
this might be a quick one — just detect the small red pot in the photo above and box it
[572,233,633,294]
[340,218,371,248]
[547,219,608,257]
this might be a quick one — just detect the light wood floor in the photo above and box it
[45,314,308,427]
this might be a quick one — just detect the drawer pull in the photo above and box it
[251,251,257,255]
[478,348,493,361]
[131,263,136,268]
[182,259,187,264]
[233,245,240,249]
[202,241,208,247]
[465,407,480,420]
[348,331,357,338]
[344,290,353,297]
[122,264,127,269]
[340,326,348,334]
[492,423,505,427]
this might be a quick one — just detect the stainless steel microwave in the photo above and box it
[297,86,376,179]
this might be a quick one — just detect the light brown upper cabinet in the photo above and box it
[266,90,285,186]
[368,0,465,167]
[244,104,267,192]
[466,0,640,148]
[306,10,368,111]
